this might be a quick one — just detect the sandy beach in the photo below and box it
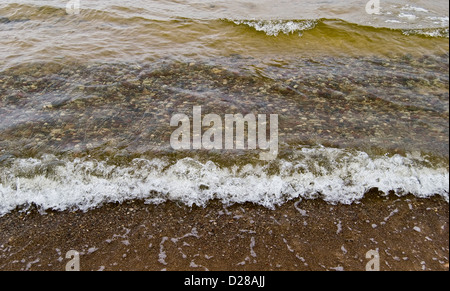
[0,190,448,271]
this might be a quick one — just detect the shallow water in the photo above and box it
[0,0,449,215]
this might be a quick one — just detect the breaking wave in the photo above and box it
[230,19,318,36]
[0,147,448,216]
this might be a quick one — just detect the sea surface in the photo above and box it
[0,0,449,215]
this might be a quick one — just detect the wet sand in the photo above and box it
[0,190,448,271]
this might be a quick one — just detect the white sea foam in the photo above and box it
[401,5,429,13]
[427,16,449,27]
[0,147,448,216]
[232,20,317,36]
[398,13,417,21]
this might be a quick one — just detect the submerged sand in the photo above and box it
[0,191,448,271]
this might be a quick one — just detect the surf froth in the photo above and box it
[0,147,448,216]
[231,19,318,36]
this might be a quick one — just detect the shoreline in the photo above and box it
[0,191,448,271]
[1,0,448,274]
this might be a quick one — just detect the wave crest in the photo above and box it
[231,19,318,36]
[402,27,449,38]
